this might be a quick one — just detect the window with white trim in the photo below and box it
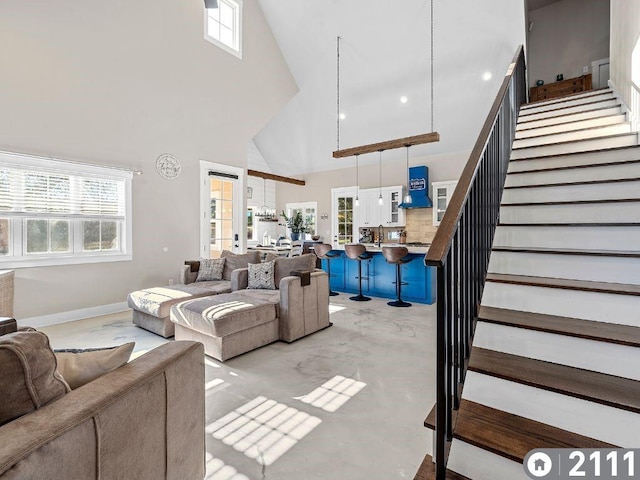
[205,0,242,58]
[0,151,133,268]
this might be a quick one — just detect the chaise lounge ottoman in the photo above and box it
[170,293,279,362]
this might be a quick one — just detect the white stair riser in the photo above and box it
[474,321,640,379]
[518,99,620,123]
[508,147,640,172]
[481,282,640,326]
[488,251,640,284]
[502,180,640,203]
[494,225,640,252]
[463,372,640,447]
[506,162,640,187]
[493,225,640,251]
[521,93,615,115]
[516,106,622,131]
[515,114,627,139]
[446,439,527,480]
[500,201,640,223]
[521,89,613,111]
[512,123,631,149]
[511,134,638,160]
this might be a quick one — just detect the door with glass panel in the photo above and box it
[331,188,357,247]
[206,173,236,258]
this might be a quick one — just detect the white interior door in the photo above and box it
[200,162,244,258]
[331,187,357,247]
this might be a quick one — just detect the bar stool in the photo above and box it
[314,243,340,296]
[345,244,372,302]
[382,246,413,307]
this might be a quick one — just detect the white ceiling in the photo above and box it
[254,0,527,176]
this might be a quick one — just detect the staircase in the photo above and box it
[417,87,640,479]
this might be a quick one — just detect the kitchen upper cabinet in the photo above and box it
[355,186,405,228]
[432,181,458,226]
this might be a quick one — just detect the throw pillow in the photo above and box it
[247,261,276,290]
[0,330,70,426]
[273,253,317,287]
[221,250,261,280]
[196,257,226,282]
[54,342,135,390]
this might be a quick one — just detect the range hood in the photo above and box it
[399,165,433,208]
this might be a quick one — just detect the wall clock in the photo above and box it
[156,154,181,180]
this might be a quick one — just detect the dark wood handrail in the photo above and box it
[425,45,525,266]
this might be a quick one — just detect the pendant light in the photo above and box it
[403,146,413,205]
[256,178,275,220]
[355,154,360,207]
[378,150,383,206]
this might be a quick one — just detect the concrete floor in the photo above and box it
[41,295,436,480]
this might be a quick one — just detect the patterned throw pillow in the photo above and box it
[196,258,226,282]
[247,261,276,290]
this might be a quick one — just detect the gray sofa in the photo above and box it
[0,341,205,480]
[170,254,331,361]
[128,251,261,338]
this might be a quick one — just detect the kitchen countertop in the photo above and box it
[333,243,430,254]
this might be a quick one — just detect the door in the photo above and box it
[331,187,357,247]
[200,162,244,258]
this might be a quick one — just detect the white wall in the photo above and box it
[275,150,469,243]
[610,0,640,130]
[0,0,297,319]
[528,0,610,85]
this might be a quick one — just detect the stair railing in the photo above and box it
[424,45,526,479]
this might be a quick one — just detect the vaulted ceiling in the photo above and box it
[254,0,527,176]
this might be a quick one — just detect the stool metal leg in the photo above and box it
[388,263,411,307]
[350,259,371,302]
[326,258,339,296]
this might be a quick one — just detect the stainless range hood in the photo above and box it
[399,166,432,208]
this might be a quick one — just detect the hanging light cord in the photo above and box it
[430,0,434,133]
[379,150,383,198]
[337,36,341,150]
[355,154,359,198]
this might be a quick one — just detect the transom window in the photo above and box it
[205,0,242,59]
[0,151,133,268]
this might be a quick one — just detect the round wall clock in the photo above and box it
[156,154,181,180]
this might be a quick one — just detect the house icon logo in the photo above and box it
[525,451,553,477]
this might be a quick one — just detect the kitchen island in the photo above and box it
[321,244,436,304]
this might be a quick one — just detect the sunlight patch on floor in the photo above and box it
[205,453,250,480]
[295,375,366,412]
[206,396,321,466]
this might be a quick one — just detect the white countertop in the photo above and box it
[334,244,430,254]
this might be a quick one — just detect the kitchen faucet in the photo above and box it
[377,224,384,247]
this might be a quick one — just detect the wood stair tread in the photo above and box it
[513,121,629,141]
[486,273,640,296]
[414,454,470,480]
[516,112,621,132]
[508,158,640,175]
[522,88,611,109]
[509,144,640,162]
[518,98,620,119]
[511,132,637,151]
[501,197,640,206]
[469,347,640,413]
[504,176,640,189]
[425,400,616,463]
[478,305,640,347]
[491,246,640,258]
[498,222,640,227]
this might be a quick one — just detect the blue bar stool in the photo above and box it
[345,244,372,302]
[382,246,413,307]
[315,243,340,296]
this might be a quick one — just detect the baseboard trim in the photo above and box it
[20,302,129,328]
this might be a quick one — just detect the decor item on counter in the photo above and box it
[536,79,544,86]
[281,210,311,241]
[156,153,181,180]
[311,235,321,241]
[403,146,412,205]
[399,230,407,244]
[556,74,564,81]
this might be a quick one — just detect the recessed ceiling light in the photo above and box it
[400,96,408,104]
[482,72,492,81]
[339,112,346,120]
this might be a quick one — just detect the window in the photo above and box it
[0,151,132,267]
[247,206,256,242]
[205,0,242,59]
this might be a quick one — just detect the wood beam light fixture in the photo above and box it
[332,132,440,158]
[247,169,305,186]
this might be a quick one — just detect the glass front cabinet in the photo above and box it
[432,181,458,226]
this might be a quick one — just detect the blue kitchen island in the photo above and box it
[321,247,436,304]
